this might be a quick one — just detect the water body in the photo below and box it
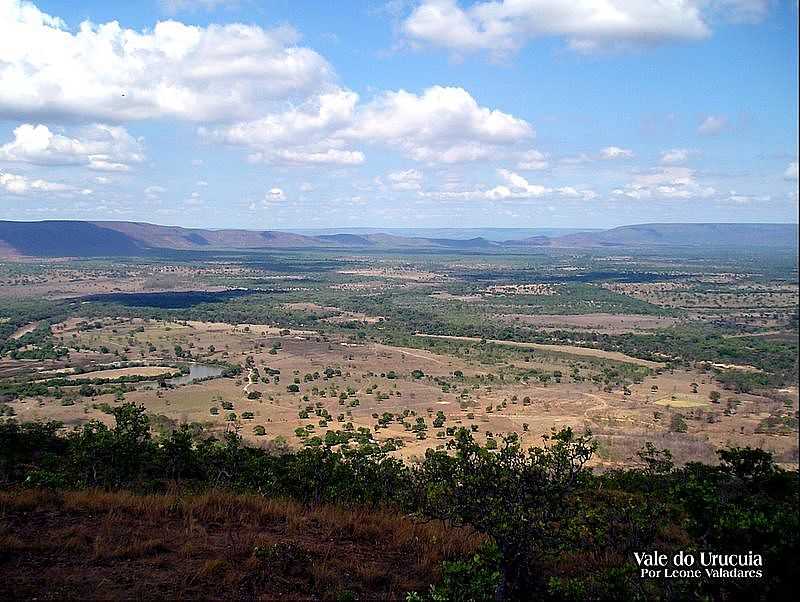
[140,363,226,389]
[79,289,264,309]
[165,363,226,385]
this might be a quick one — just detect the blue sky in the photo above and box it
[0,0,797,229]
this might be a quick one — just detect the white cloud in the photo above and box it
[660,148,693,164]
[249,186,286,209]
[599,146,634,160]
[255,148,365,166]
[345,86,532,163]
[784,161,798,181]
[0,170,76,194]
[0,123,144,171]
[209,85,531,165]
[196,180,208,186]
[496,168,549,197]
[517,149,549,170]
[613,167,716,200]
[401,0,714,57]
[724,190,770,204]
[420,168,595,201]
[0,0,333,122]
[205,89,365,165]
[299,182,314,192]
[698,115,728,135]
[209,90,357,148]
[387,169,423,191]
[556,186,598,201]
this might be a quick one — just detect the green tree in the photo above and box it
[412,427,595,599]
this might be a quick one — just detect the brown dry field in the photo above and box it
[0,489,480,600]
[64,366,178,380]
[6,317,798,467]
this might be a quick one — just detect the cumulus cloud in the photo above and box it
[612,166,716,200]
[344,86,532,163]
[0,123,144,172]
[0,0,333,123]
[202,89,364,165]
[247,187,287,210]
[0,170,83,194]
[784,161,798,181]
[209,85,531,165]
[698,115,728,135]
[599,146,634,160]
[0,3,537,171]
[208,90,356,148]
[660,148,693,164]
[401,0,717,57]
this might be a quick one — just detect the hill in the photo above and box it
[0,220,796,257]
[0,221,146,256]
[548,223,799,248]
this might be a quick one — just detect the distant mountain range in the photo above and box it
[0,220,796,257]
[286,227,599,241]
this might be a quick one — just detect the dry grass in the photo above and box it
[654,397,710,409]
[65,366,177,380]
[593,429,718,466]
[0,489,483,600]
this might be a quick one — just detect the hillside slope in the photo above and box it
[0,220,796,257]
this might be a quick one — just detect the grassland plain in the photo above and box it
[0,245,798,599]
[0,247,796,466]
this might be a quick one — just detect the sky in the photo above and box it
[0,0,797,230]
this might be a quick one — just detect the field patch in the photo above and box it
[654,397,711,409]
[415,333,665,368]
[66,366,177,380]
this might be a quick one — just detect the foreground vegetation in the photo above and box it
[2,403,796,600]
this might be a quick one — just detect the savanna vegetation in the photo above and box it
[1,403,797,600]
[1,246,797,599]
